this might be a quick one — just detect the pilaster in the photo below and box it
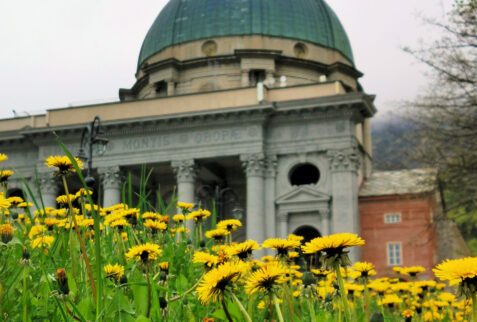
[328,147,361,261]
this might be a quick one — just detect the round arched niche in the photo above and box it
[288,163,320,186]
[293,225,321,244]
[6,188,24,198]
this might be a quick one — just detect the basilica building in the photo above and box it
[0,0,465,272]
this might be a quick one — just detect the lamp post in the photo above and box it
[196,184,244,222]
[77,116,108,188]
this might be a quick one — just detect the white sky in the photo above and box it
[0,0,452,120]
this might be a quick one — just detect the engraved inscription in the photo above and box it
[193,128,241,144]
[122,136,170,151]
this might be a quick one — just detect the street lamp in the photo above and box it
[77,116,108,187]
[196,184,244,221]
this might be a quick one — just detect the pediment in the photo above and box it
[276,186,330,205]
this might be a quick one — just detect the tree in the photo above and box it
[404,0,477,253]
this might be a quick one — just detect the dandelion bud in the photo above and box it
[22,247,30,261]
[182,296,188,305]
[56,268,69,295]
[302,272,315,288]
[119,275,128,285]
[0,224,14,244]
[199,240,206,248]
[159,296,167,309]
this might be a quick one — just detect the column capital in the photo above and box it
[36,172,59,194]
[327,148,360,173]
[319,208,331,219]
[241,153,265,177]
[277,211,288,223]
[264,155,278,178]
[98,166,123,190]
[172,159,198,183]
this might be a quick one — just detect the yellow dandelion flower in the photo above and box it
[216,219,242,232]
[401,309,414,318]
[144,220,167,231]
[172,214,185,223]
[159,262,169,272]
[17,202,32,208]
[0,153,7,162]
[302,233,364,268]
[56,194,76,205]
[186,209,211,222]
[109,218,130,229]
[0,196,10,210]
[302,233,364,255]
[402,266,426,277]
[31,235,54,248]
[378,294,403,306]
[45,155,83,176]
[0,170,14,182]
[287,234,304,242]
[142,211,161,220]
[196,261,248,304]
[0,223,14,244]
[288,251,300,259]
[175,227,190,234]
[227,240,260,260]
[7,196,23,206]
[28,225,47,239]
[245,261,287,294]
[74,188,93,199]
[177,201,194,211]
[433,256,477,282]
[257,300,266,309]
[205,228,230,241]
[262,238,301,256]
[104,264,125,282]
[193,251,219,268]
[125,243,162,263]
[352,261,377,280]
[44,217,60,228]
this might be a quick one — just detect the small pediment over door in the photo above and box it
[275,186,331,206]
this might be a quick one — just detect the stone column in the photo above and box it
[241,154,265,243]
[99,166,123,208]
[172,160,198,230]
[320,209,331,236]
[37,172,58,209]
[328,148,361,262]
[278,211,288,239]
[264,156,277,240]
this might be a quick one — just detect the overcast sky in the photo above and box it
[0,0,452,120]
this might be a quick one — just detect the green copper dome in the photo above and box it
[138,0,354,68]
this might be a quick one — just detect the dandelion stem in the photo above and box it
[334,263,352,322]
[472,292,477,322]
[169,273,204,302]
[221,297,233,322]
[22,265,28,322]
[146,267,152,318]
[364,283,370,321]
[307,298,317,322]
[61,176,97,304]
[231,293,252,322]
[272,293,285,322]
